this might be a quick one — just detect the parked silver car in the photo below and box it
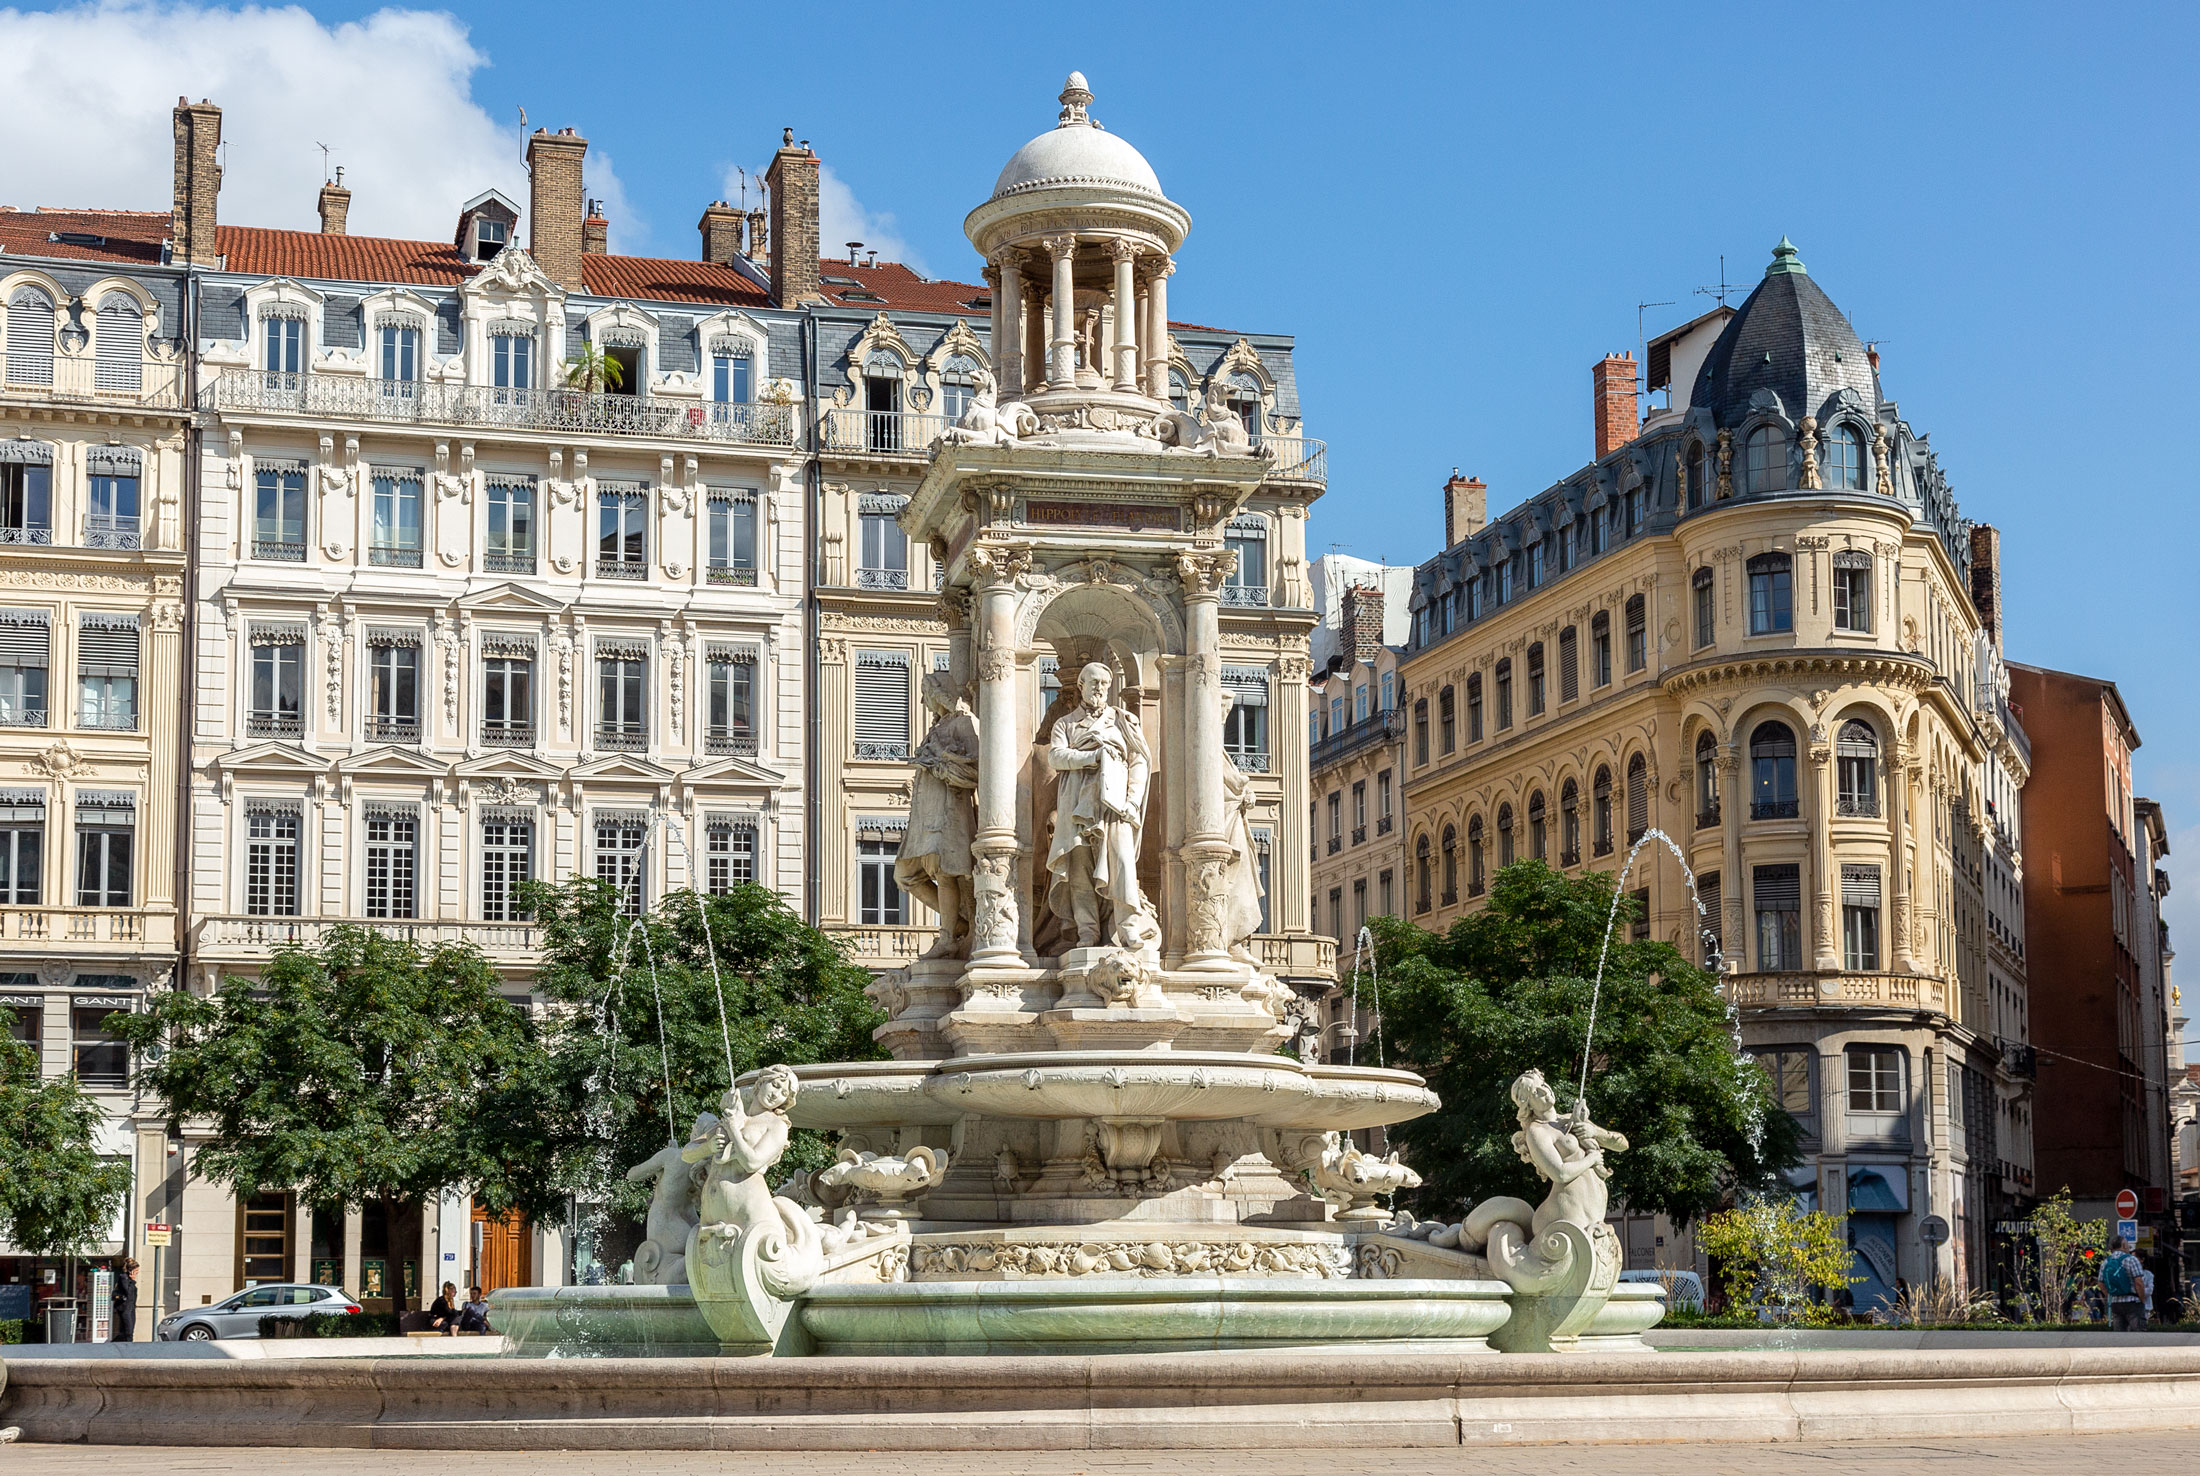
[156,1283,359,1341]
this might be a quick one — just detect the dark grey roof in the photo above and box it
[1693,240,1876,427]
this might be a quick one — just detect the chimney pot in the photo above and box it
[315,176,352,236]
[766,133,822,306]
[526,126,589,290]
[1593,351,1639,459]
[170,97,223,267]
[1443,471,1487,549]
[699,200,745,265]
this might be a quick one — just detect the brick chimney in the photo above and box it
[1342,583,1386,663]
[526,126,587,292]
[316,168,351,235]
[1969,523,2003,654]
[1594,352,1639,459]
[699,201,744,265]
[1442,468,1486,549]
[581,199,609,256]
[170,96,223,267]
[746,207,769,266]
[764,129,821,307]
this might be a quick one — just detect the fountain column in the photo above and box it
[993,258,1022,396]
[1144,258,1173,398]
[1109,240,1140,389]
[1179,549,1234,969]
[1045,235,1079,388]
[1809,732,1839,973]
[966,545,1031,970]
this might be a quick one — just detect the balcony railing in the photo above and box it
[1751,798,1800,820]
[1696,807,1721,830]
[481,723,534,747]
[1225,745,1270,774]
[1725,970,1947,1012]
[822,408,951,458]
[79,709,137,732]
[706,729,759,757]
[0,906,156,944]
[1376,815,1393,835]
[247,712,303,738]
[831,923,929,964]
[596,559,648,581]
[367,716,420,743]
[1252,932,1338,979]
[82,516,141,551]
[1350,825,1366,846]
[369,543,424,569]
[1836,795,1881,818]
[0,709,47,728]
[208,371,797,447]
[856,566,910,591]
[1309,708,1405,769]
[1221,584,1271,608]
[254,538,306,563]
[0,524,53,546]
[192,913,542,958]
[708,565,759,587]
[1326,835,1342,855]
[1261,436,1327,485]
[1560,849,1581,867]
[2,359,188,411]
[596,722,646,751]
[485,550,536,575]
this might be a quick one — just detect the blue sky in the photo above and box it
[4,1,2194,967]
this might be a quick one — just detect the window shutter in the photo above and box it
[1697,873,1722,948]
[1625,758,1647,835]
[7,289,56,386]
[852,652,910,756]
[77,613,139,677]
[1752,864,1800,911]
[1841,864,1882,907]
[94,297,144,392]
[0,609,50,665]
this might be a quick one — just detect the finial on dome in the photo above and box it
[1058,71,1094,127]
[1766,236,1808,277]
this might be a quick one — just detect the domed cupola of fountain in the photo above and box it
[1693,239,1880,436]
[964,73,1193,415]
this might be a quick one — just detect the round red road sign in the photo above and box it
[2116,1188,2140,1219]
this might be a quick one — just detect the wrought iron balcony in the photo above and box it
[1752,798,1801,820]
[0,524,53,545]
[1225,746,1269,773]
[369,543,423,569]
[1837,795,1882,818]
[1350,825,1366,846]
[1261,435,1327,486]
[854,742,909,761]
[82,516,141,550]
[481,723,534,747]
[0,708,47,728]
[367,716,420,743]
[79,710,137,732]
[857,566,909,591]
[208,371,797,447]
[254,538,306,563]
[485,550,535,575]
[1326,835,1342,855]
[1560,849,1582,867]
[1696,807,1721,830]
[596,722,646,751]
[247,711,303,738]
[708,565,759,586]
[596,559,648,581]
[1221,584,1271,608]
[706,729,759,757]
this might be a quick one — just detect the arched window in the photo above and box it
[1837,719,1880,817]
[1745,425,1786,494]
[1687,441,1710,509]
[6,286,57,387]
[93,292,143,394]
[1695,731,1720,827]
[1415,833,1432,913]
[1440,825,1459,905]
[1529,789,1548,860]
[1592,765,1614,856]
[1497,803,1515,867]
[1747,553,1794,634]
[1750,721,1799,819]
[1225,369,1263,443]
[939,354,981,423]
[1625,753,1648,843]
[1466,816,1485,897]
[1828,424,1867,491]
[1560,779,1581,864]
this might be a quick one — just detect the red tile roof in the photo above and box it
[816,257,989,315]
[217,224,475,286]
[0,207,171,266]
[580,252,768,307]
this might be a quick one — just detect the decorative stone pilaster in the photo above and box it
[967,542,1032,969]
[1176,548,1235,968]
[1810,732,1838,973]
[1717,747,1743,958]
[993,259,1022,397]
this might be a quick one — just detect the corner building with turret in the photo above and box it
[1396,243,2034,1303]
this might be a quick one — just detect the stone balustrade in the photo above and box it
[1726,969,1947,1012]
[0,905,174,949]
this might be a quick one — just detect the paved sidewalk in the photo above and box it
[5,1434,2198,1474]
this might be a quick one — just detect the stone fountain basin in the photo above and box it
[771,1061,967,1128]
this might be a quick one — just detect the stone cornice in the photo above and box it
[1660,648,1934,699]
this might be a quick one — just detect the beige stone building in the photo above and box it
[1395,244,2032,1302]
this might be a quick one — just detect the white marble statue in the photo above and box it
[1217,689,1267,961]
[816,1144,948,1218]
[625,1109,717,1285]
[683,1066,813,1247]
[895,672,980,958]
[1508,1068,1627,1235]
[1307,1133,1423,1217]
[1045,661,1158,951]
[934,369,1037,448]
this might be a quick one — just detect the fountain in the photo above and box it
[495,72,1662,1359]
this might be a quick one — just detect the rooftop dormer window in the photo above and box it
[475,216,507,262]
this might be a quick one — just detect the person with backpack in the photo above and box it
[2102,1235,2147,1332]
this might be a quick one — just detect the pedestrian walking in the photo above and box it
[111,1258,139,1342]
[2102,1236,2147,1332]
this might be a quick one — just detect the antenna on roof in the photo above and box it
[1695,255,1737,308]
[735,167,749,210]
[316,142,332,184]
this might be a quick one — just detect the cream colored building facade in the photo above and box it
[1397,244,2032,1301]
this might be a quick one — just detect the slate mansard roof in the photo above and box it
[1693,238,1878,430]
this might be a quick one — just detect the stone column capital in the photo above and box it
[1174,548,1236,598]
[967,542,1033,589]
[1041,233,1080,261]
[1106,237,1140,264]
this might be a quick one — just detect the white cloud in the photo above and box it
[816,164,920,274]
[0,1,641,250]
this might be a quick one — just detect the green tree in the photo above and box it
[524,877,887,1220]
[561,343,625,394]
[2025,1186,2108,1322]
[110,926,558,1308]
[1697,1197,1857,1325]
[0,1034,131,1260]
[1366,860,1800,1224]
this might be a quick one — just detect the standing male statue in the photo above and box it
[896,672,980,958]
[1045,661,1157,951]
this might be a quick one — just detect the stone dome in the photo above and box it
[1693,239,1878,428]
[989,73,1165,202]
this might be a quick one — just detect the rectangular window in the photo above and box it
[369,473,426,567]
[482,654,533,745]
[1378,869,1393,918]
[1458,681,1474,745]
[1526,644,1545,717]
[1624,596,1647,672]
[363,814,417,920]
[0,812,40,904]
[378,323,420,385]
[1414,701,1428,766]
[594,816,646,917]
[1377,771,1393,833]
[708,657,755,754]
[1693,570,1716,649]
[596,654,647,749]
[1353,878,1367,932]
[1759,1048,1814,1115]
[858,836,905,924]
[1698,871,1722,963]
[1630,885,1650,942]
[1354,684,1369,723]
[492,333,534,392]
[706,820,757,894]
[596,488,649,578]
[367,641,420,741]
[1223,669,1268,769]
[1847,1045,1903,1113]
[1326,792,1342,848]
[1591,614,1612,687]
[1495,558,1513,604]
[1748,555,1794,634]
[253,466,307,561]
[712,352,753,406]
[85,472,140,549]
[261,315,302,375]
[1526,539,1545,588]
[1832,556,1872,633]
[1224,522,1269,605]
[1494,661,1512,730]
[485,479,535,574]
[853,653,912,759]
[1558,627,1578,703]
[1842,864,1882,971]
[858,511,908,589]
[1753,863,1801,970]
[480,818,533,921]
[0,610,49,727]
[707,493,759,585]
[76,615,137,731]
[1352,780,1367,833]
[74,797,132,907]
[248,639,305,737]
[1380,671,1395,711]
[71,1005,129,1088]
[244,808,299,917]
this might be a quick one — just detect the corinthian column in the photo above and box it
[965,544,1032,970]
[1044,235,1078,388]
[1718,745,1743,968]
[1144,258,1174,398]
[1178,548,1235,970]
[1810,732,1839,973]
[1891,741,1920,973]
[1108,240,1140,389]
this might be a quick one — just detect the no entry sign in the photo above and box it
[2116,1189,2140,1220]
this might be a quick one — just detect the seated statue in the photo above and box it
[934,369,1037,448]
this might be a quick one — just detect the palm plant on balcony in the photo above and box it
[562,343,626,394]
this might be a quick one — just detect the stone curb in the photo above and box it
[5,1346,2200,1449]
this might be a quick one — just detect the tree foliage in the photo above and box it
[524,877,887,1219]
[1365,861,1800,1224]
[110,925,562,1225]
[0,1034,131,1257]
[1698,1198,1857,1324]
[2017,1186,2108,1322]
